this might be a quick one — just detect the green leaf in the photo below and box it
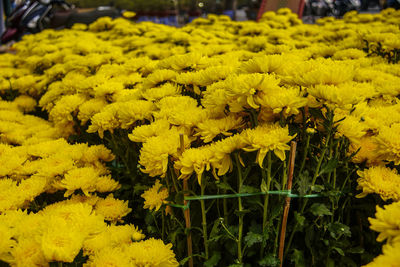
[311,184,324,193]
[204,251,221,267]
[133,183,148,193]
[290,249,305,267]
[328,222,351,239]
[261,179,268,193]
[294,212,305,227]
[269,203,283,221]
[305,227,315,260]
[234,209,251,217]
[318,158,338,176]
[326,257,335,267]
[258,254,280,267]
[347,246,365,254]
[179,254,203,266]
[216,181,235,192]
[244,231,263,247]
[240,185,258,194]
[174,191,184,204]
[309,203,332,216]
[209,219,222,242]
[342,256,358,267]
[297,171,310,196]
[332,247,345,256]
[210,219,221,237]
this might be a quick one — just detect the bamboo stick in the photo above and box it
[180,134,193,267]
[279,141,297,267]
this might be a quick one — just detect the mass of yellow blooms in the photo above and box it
[0,7,400,266]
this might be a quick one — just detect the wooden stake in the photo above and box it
[279,141,297,267]
[256,0,268,22]
[180,134,193,267]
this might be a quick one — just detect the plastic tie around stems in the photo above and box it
[166,190,324,210]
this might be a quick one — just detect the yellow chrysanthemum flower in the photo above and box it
[87,105,119,138]
[95,175,121,193]
[364,242,400,267]
[94,194,131,223]
[142,69,177,90]
[115,100,155,129]
[209,134,246,177]
[138,128,191,177]
[84,246,133,267]
[256,86,308,116]
[374,123,400,165]
[141,83,181,101]
[307,82,377,110]
[59,167,101,197]
[141,180,169,211]
[41,218,84,263]
[175,146,215,184]
[129,120,170,143]
[155,96,209,128]
[334,112,368,144]
[0,224,16,263]
[369,201,400,244]
[83,224,144,256]
[11,238,48,267]
[157,52,207,71]
[298,60,355,86]
[194,114,245,143]
[127,238,179,267]
[122,11,136,19]
[40,202,106,236]
[357,166,400,201]
[349,136,381,166]
[49,94,87,126]
[241,123,295,167]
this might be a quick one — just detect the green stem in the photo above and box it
[285,129,332,257]
[249,109,259,128]
[200,174,209,260]
[110,133,133,176]
[308,134,331,198]
[262,152,272,232]
[281,160,287,193]
[220,219,238,241]
[168,164,180,193]
[326,140,334,184]
[223,175,229,224]
[273,211,282,256]
[162,209,165,241]
[299,134,310,174]
[235,154,244,263]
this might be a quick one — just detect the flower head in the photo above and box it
[94,194,131,223]
[369,201,400,244]
[241,123,295,167]
[127,238,179,267]
[141,180,169,211]
[357,166,400,201]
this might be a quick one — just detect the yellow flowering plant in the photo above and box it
[1,7,400,267]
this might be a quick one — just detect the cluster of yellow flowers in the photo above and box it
[1,7,400,266]
[0,97,177,264]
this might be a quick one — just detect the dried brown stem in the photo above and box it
[279,141,297,267]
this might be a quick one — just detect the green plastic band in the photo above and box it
[167,190,325,210]
[167,202,190,210]
[184,190,323,201]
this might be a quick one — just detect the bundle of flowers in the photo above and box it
[0,7,400,266]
